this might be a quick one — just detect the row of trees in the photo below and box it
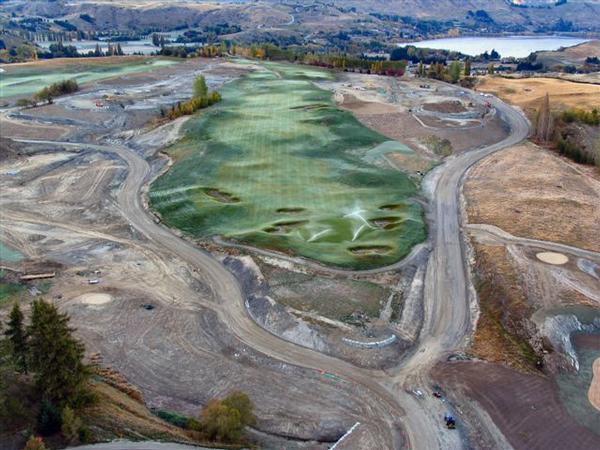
[161,75,222,121]
[16,79,79,106]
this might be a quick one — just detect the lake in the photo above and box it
[400,36,590,58]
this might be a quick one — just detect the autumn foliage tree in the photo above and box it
[196,391,256,443]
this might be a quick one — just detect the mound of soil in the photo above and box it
[422,100,467,114]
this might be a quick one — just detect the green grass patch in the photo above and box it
[0,58,178,98]
[150,62,426,269]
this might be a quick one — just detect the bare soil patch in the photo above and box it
[78,293,113,305]
[434,361,600,450]
[422,100,466,113]
[465,142,600,252]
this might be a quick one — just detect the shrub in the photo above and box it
[155,409,189,428]
[23,436,48,450]
[61,406,82,443]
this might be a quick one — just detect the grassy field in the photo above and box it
[0,57,178,99]
[150,62,425,269]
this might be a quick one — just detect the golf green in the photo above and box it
[150,62,426,269]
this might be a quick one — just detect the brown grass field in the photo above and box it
[477,76,600,113]
[465,142,600,253]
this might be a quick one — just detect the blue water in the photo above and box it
[401,35,590,58]
[0,241,24,263]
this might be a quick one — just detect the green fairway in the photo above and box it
[0,57,178,98]
[150,62,426,269]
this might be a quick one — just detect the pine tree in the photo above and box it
[27,300,89,406]
[4,302,28,373]
[93,43,103,57]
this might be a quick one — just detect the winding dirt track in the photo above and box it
[14,91,529,449]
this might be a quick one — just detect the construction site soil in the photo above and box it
[433,360,600,450]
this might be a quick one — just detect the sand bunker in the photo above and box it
[590,358,600,412]
[77,293,113,305]
[536,252,569,265]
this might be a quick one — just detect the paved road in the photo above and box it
[14,91,529,449]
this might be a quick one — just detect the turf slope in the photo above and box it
[150,62,425,269]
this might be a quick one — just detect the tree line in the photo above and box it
[17,79,79,107]
[160,75,222,121]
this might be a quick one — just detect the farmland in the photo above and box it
[150,62,425,269]
[0,57,178,99]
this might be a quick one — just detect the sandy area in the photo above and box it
[477,76,600,113]
[465,142,600,253]
[536,252,569,265]
[590,358,600,412]
[77,293,113,305]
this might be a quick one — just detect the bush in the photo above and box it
[61,406,82,444]
[198,391,256,443]
[560,108,599,126]
[23,436,48,450]
[155,409,189,428]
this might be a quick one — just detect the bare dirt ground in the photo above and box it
[433,361,600,450]
[477,76,600,113]
[0,57,533,450]
[461,91,600,449]
[324,73,509,161]
[465,142,600,253]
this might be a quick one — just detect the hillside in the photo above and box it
[4,0,600,39]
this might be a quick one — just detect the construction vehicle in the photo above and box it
[444,414,456,429]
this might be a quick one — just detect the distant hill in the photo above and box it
[2,0,599,51]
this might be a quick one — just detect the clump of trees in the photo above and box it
[162,75,221,121]
[534,94,599,168]
[1,300,92,448]
[31,79,79,104]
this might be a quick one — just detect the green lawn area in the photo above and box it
[150,61,426,269]
[0,57,178,99]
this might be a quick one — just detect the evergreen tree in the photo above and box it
[93,43,103,57]
[449,61,462,83]
[27,299,89,406]
[116,43,124,56]
[4,302,28,373]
